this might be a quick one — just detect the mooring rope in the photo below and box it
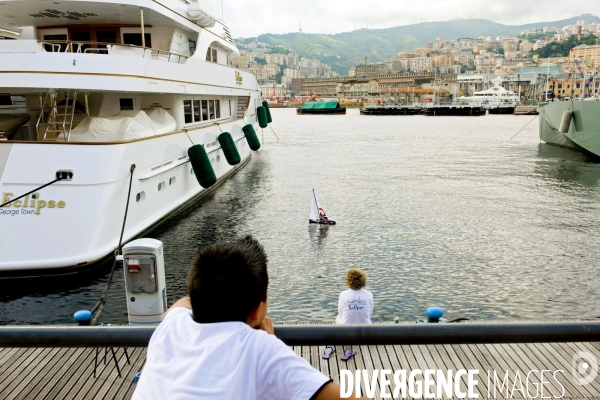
[0,176,64,208]
[269,125,280,141]
[91,164,136,325]
[509,114,538,141]
[184,131,194,145]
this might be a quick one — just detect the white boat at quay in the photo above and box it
[0,0,262,274]
[456,76,518,114]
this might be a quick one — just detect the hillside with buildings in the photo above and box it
[233,15,600,102]
[243,14,600,75]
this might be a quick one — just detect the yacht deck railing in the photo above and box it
[38,40,188,63]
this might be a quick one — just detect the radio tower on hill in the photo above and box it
[299,19,302,33]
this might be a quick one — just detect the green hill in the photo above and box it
[242,14,600,75]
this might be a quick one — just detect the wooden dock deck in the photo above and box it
[0,326,599,399]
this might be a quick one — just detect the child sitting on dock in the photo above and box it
[133,235,364,400]
[323,268,373,361]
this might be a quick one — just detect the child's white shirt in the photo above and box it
[336,288,373,325]
[132,307,330,400]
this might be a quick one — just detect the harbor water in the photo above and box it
[2,108,600,325]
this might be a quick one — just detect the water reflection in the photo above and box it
[308,224,330,247]
[4,112,600,324]
[535,143,600,188]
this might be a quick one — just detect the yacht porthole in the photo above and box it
[158,182,165,191]
[211,158,215,164]
[190,168,193,175]
[217,155,221,162]
[169,177,176,186]
[136,192,145,203]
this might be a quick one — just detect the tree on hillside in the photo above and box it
[532,34,598,58]
[268,47,290,55]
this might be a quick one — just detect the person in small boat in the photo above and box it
[133,235,365,400]
[318,208,330,224]
[322,268,373,361]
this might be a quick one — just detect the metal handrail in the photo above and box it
[67,90,77,142]
[62,89,69,140]
[42,92,57,141]
[84,48,108,53]
[39,40,188,62]
[35,91,50,135]
[0,321,599,348]
[39,42,61,52]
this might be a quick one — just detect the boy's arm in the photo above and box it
[165,297,191,315]
[313,382,366,400]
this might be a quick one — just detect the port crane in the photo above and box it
[573,58,597,98]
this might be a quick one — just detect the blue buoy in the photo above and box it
[426,307,444,323]
[74,310,92,325]
[134,371,141,383]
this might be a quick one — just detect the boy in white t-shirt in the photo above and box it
[133,236,365,400]
[323,269,373,361]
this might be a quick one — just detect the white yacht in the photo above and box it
[456,76,518,114]
[0,0,262,274]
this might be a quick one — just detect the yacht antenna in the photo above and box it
[594,38,599,97]
[140,9,145,47]
[545,61,550,101]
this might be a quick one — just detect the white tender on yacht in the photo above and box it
[456,76,518,112]
[0,0,262,273]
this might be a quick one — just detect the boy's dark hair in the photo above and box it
[187,235,269,323]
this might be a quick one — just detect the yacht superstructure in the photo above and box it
[456,76,518,114]
[0,0,262,273]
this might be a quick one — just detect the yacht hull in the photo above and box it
[0,123,253,272]
[421,106,486,116]
[539,101,600,155]
[360,106,421,115]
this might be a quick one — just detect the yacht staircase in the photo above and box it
[36,89,87,141]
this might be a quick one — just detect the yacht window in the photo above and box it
[215,100,220,118]
[71,31,91,52]
[188,40,196,56]
[43,34,67,52]
[96,30,117,46]
[183,100,192,123]
[0,96,11,106]
[201,100,208,120]
[120,98,134,111]
[123,33,152,48]
[208,100,214,119]
[193,100,201,122]
[71,31,91,42]
[228,100,231,116]
[206,47,218,62]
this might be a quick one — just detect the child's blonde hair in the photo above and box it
[345,268,367,290]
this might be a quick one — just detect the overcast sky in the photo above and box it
[204,0,600,38]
